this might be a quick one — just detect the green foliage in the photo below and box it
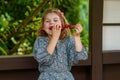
[0,0,89,55]
[0,0,43,55]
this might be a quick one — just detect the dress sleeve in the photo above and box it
[33,37,54,66]
[67,36,88,65]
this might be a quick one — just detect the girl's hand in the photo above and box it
[47,24,61,55]
[51,24,62,40]
[74,24,83,37]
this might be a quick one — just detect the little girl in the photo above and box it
[33,8,88,80]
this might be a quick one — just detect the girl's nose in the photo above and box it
[50,21,54,24]
[50,21,55,25]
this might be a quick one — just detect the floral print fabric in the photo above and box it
[33,36,88,80]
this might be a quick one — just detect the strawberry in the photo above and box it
[49,25,75,30]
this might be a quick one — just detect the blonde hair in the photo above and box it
[38,8,71,39]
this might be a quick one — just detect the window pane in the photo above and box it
[103,26,120,50]
[103,0,120,23]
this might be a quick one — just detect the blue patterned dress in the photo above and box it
[33,36,88,80]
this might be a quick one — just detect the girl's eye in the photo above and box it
[45,20,50,22]
[54,20,58,22]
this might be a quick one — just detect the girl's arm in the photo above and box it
[46,37,58,55]
[67,36,88,66]
[33,37,54,65]
[74,36,83,52]
[74,24,83,52]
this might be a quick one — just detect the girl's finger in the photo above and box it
[76,24,82,32]
[75,28,79,33]
[56,24,61,30]
[52,24,56,30]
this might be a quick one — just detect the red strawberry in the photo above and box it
[49,25,75,30]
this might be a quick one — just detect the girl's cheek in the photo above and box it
[44,24,50,29]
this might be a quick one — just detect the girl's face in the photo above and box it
[43,13,62,35]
